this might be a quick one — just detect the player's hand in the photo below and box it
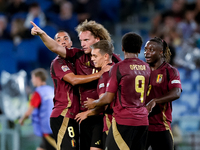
[84,97,96,109]
[30,21,44,36]
[75,111,89,124]
[18,118,24,126]
[101,64,112,73]
[146,99,156,113]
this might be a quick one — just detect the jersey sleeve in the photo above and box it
[30,92,41,108]
[106,65,119,93]
[168,68,182,90]
[53,57,73,80]
[98,74,108,96]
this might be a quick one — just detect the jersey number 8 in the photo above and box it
[68,126,75,138]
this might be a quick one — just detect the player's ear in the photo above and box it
[159,50,163,55]
[122,46,125,52]
[138,48,141,54]
[104,53,109,60]
[70,40,73,47]
[96,37,100,42]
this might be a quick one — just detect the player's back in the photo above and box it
[109,57,151,126]
[116,57,150,107]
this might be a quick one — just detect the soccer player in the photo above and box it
[19,68,56,150]
[144,37,182,150]
[85,32,151,150]
[30,20,121,150]
[49,31,110,150]
[75,40,115,148]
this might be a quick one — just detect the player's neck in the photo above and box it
[101,59,112,69]
[150,59,164,71]
[124,52,138,59]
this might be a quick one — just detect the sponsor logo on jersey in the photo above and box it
[130,64,146,70]
[171,80,181,84]
[99,83,105,89]
[95,140,101,145]
[85,61,90,67]
[61,65,70,72]
[156,74,163,83]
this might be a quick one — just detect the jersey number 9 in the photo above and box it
[135,75,145,103]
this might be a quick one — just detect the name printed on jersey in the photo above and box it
[99,83,105,89]
[61,65,70,72]
[171,80,181,84]
[130,64,146,70]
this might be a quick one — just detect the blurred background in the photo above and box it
[0,0,199,149]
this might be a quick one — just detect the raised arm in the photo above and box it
[30,21,67,58]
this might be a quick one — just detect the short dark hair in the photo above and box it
[31,68,48,82]
[90,40,114,57]
[54,30,70,40]
[122,32,143,53]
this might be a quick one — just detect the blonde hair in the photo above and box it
[75,20,112,42]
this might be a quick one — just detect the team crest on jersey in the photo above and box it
[85,61,90,67]
[61,65,70,72]
[156,74,163,83]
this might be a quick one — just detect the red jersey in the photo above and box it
[65,48,121,111]
[146,62,182,131]
[106,58,151,126]
[50,56,79,119]
[97,63,114,132]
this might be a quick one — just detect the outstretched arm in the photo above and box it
[30,21,66,58]
[146,87,181,113]
[63,65,111,86]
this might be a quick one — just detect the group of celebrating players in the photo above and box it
[30,19,182,150]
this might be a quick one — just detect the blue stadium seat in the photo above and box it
[179,119,199,131]
[0,53,17,74]
[0,40,14,55]
[181,79,193,92]
[191,69,200,83]
[10,12,27,21]
[15,39,39,62]
[41,25,58,39]
[177,67,186,81]
[172,103,188,117]
[180,92,199,110]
